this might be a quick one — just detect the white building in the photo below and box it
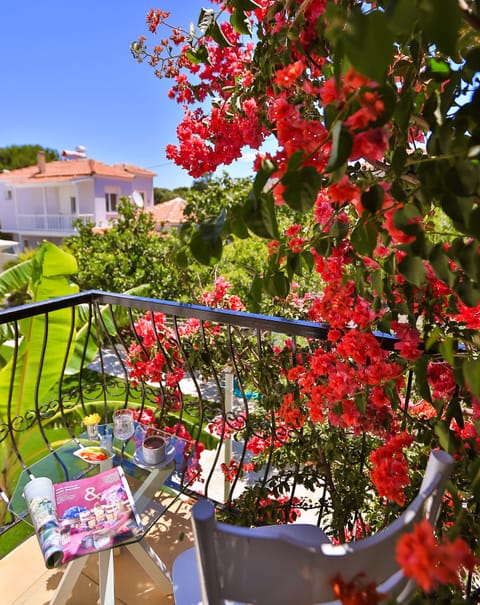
[0,150,156,250]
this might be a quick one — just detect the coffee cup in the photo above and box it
[142,434,167,465]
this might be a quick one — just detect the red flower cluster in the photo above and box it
[256,493,301,524]
[199,276,245,311]
[396,520,477,592]
[369,433,414,506]
[330,573,386,605]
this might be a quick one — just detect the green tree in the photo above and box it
[154,186,192,203]
[0,145,59,171]
[181,172,322,312]
[64,198,196,300]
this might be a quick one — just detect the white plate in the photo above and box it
[74,446,114,465]
[133,443,176,470]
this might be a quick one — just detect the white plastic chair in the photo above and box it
[172,449,453,605]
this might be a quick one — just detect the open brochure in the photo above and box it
[23,466,143,568]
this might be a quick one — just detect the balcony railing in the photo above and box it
[2,213,95,233]
[0,290,400,548]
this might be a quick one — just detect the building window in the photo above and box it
[70,196,77,214]
[105,193,118,213]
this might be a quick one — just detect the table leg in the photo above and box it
[133,462,174,513]
[50,557,88,605]
[125,538,173,594]
[98,549,116,605]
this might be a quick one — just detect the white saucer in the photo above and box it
[133,443,176,470]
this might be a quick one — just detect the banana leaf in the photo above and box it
[0,242,79,421]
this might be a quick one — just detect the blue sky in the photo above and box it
[0,0,257,189]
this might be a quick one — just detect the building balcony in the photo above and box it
[0,291,347,602]
[1,213,95,234]
[0,291,475,603]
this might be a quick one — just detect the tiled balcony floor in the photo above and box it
[0,497,194,604]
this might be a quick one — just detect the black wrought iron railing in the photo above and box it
[0,290,400,545]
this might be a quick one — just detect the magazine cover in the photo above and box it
[23,467,143,568]
[23,476,63,569]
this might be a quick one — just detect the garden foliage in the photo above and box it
[131,1,480,600]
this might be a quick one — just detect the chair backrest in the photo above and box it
[191,449,454,605]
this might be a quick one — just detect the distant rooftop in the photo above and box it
[0,155,156,184]
[149,197,187,226]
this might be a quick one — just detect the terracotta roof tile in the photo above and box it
[149,198,187,225]
[114,163,156,177]
[0,158,156,183]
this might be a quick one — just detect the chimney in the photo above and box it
[37,151,46,173]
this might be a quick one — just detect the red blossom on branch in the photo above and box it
[369,433,414,506]
[331,573,386,605]
[396,519,478,593]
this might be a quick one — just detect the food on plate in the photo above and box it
[76,446,111,462]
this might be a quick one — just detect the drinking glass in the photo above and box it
[113,409,135,461]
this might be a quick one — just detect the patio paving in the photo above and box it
[0,497,194,605]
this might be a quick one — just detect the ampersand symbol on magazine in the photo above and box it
[84,486,101,502]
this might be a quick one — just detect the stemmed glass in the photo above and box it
[113,409,135,462]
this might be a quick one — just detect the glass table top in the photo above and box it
[9,424,188,537]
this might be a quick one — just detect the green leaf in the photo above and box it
[230,8,252,35]
[440,193,472,230]
[198,8,215,35]
[0,258,33,300]
[287,151,306,172]
[205,20,234,47]
[226,205,250,238]
[186,45,209,65]
[175,247,189,270]
[263,272,290,299]
[427,58,452,82]
[415,355,432,402]
[281,166,322,213]
[354,392,367,415]
[253,159,276,199]
[385,0,418,36]
[66,301,116,375]
[418,0,461,57]
[234,0,262,10]
[370,269,384,298]
[343,10,395,81]
[189,212,225,265]
[445,160,479,197]
[425,327,441,352]
[371,84,397,127]
[466,207,480,240]
[429,243,455,288]
[190,228,223,265]
[463,47,480,84]
[445,397,464,429]
[0,243,79,420]
[325,122,353,173]
[330,219,349,239]
[243,192,279,239]
[450,238,480,281]
[361,185,384,213]
[434,419,461,454]
[458,280,480,307]
[463,359,480,398]
[439,337,456,366]
[392,148,407,177]
[350,220,377,256]
[286,252,303,278]
[398,255,427,287]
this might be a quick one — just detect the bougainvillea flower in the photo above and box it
[396,520,477,592]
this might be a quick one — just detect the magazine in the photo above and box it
[23,466,143,568]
